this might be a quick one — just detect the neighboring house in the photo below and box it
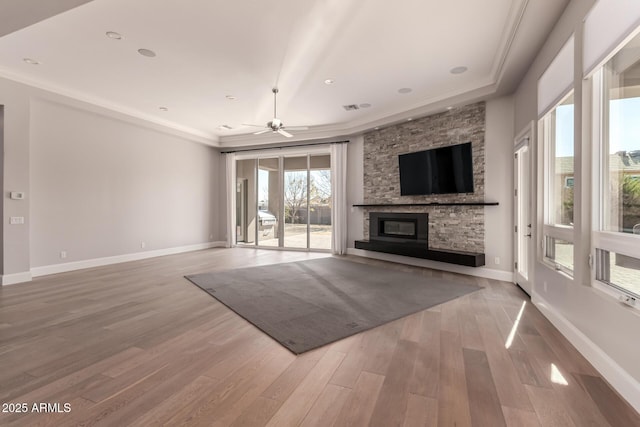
[558,151,640,231]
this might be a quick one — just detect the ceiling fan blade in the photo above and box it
[284,126,308,131]
[277,129,293,138]
[253,129,270,135]
[241,123,265,128]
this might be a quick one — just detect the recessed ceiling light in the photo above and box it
[225,95,237,100]
[218,125,233,130]
[407,118,413,121]
[106,31,122,40]
[23,58,40,65]
[359,103,371,108]
[447,106,453,110]
[324,79,335,85]
[374,127,380,130]
[159,106,168,111]
[138,48,156,58]
[398,88,412,94]
[450,66,468,74]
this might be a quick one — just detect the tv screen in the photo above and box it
[398,142,474,195]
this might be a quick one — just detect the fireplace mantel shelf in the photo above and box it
[353,202,499,207]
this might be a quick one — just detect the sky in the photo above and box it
[609,97,640,153]
[555,97,640,156]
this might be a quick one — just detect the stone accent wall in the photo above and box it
[363,102,486,253]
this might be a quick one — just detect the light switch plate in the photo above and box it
[10,216,25,225]
[10,192,25,200]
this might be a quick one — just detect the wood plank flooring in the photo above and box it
[0,248,638,426]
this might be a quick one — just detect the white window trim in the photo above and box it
[540,89,576,276]
[541,91,576,230]
[590,42,640,307]
[543,224,574,242]
[234,145,330,160]
[542,225,575,276]
[593,231,640,260]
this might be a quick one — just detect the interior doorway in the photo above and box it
[514,123,534,295]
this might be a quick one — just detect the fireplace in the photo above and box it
[369,212,428,247]
[356,211,484,266]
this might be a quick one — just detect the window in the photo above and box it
[592,29,640,298]
[545,236,574,272]
[596,250,640,299]
[565,177,574,188]
[541,92,575,274]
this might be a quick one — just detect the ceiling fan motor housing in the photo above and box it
[268,118,283,130]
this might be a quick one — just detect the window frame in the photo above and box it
[590,48,640,306]
[540,90,576,276]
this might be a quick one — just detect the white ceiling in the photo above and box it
[0,0,569,146]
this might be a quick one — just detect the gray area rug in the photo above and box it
[185,257,479,354]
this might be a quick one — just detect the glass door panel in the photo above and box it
[309,155,332,250]
[257,158,281,246]
[284,156,309,248]
[236,159,256,246]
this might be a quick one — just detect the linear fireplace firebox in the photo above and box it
[370,212,428,246]
[356,211,485,267]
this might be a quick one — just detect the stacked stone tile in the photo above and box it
[362,102,485,253]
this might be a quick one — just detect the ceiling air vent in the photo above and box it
[343,104,360,111]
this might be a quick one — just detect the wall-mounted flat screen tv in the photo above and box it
[398,142,474,195]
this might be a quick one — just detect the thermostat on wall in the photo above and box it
[10,191,26,200]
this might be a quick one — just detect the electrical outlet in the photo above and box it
[60,251,67,259]
[494,256,500,265]
[10,216,25,225]
[140,241,146,249]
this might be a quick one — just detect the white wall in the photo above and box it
[0,77,31,278]
[484,96,515,273]
[513,0,640,411]
[0,106,4,274]
[29,98,219,267]
[1,76,221,280]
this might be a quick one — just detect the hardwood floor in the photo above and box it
[0,248,638,426]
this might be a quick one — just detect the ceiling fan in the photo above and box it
[243,88,308,138]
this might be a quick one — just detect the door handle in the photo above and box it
[525,233,532,238]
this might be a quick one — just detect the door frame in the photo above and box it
[236,178,248,243]
[234,146,332,252]
[514,121,535,296]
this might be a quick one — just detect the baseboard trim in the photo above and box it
[346,248,513,282]
[31,241,227,278]
[1,271,33,286]
[532,292,640,413]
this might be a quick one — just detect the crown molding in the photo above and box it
[0,68,220,146]
[219,80,497,148]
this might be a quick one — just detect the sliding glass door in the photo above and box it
[235,150,331,251]
[284,156,309,248]
[257,158,280,247]
[236,159,256,245]
[309,155,331,250]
